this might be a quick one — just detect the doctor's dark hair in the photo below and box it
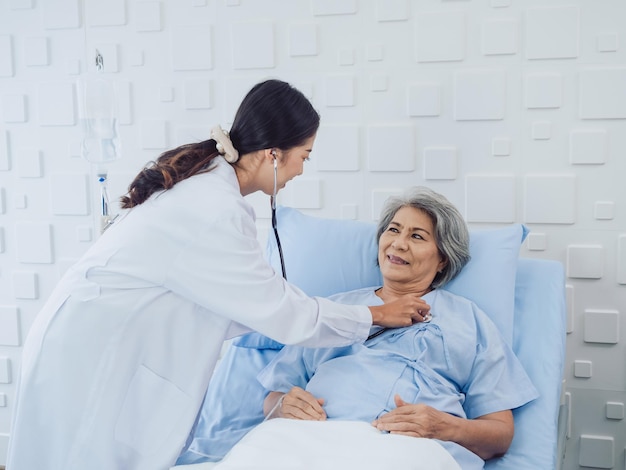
[375,186,471,289]
[120,79,320,209]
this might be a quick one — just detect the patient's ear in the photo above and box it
[437,255,448,273]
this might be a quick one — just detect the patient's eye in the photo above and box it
[387,226,399,233]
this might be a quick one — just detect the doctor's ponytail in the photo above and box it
[120,140,219,209]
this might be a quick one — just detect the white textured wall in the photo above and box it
[1,0,625,467]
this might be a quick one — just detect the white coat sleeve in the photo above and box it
[163,211,372,348]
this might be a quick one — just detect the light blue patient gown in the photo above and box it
[257,288,539,470]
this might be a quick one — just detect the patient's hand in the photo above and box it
[265,387,326,421]
[371,395,442,439]
[369,294,431,328]
[372,395,514,460]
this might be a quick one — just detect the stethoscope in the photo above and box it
[270,151,287,280]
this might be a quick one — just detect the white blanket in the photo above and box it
[178,419,460,470]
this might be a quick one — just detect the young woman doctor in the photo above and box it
[6,79,429,470]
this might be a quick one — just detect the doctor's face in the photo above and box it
[378,206,447,291]
[275,135,316,191]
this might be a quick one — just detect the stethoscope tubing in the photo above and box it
[271,156,287,280]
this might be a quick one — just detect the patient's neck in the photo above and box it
[375,283,433,303]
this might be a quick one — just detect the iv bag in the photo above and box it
[77,77,122,164]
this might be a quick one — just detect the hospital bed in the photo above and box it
[173,206,567,470]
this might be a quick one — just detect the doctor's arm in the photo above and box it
[372,395,514,460]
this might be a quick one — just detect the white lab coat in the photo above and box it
[6,157,371,470]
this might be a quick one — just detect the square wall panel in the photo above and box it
[423,147,457,180]
[15,222,53,264]
[43,0,80,29]
[231,21,274,69]
[454,69,506,121]
[574,360,592,378]
[584,309,619,344]
[415,11,466,62]
[492,137,511,156]
[0,35,14,76]
[525,6,579,60]
[50,173,89,215]
[407,83,441,117]
[376,0,408,22]
[523,175,576,224]
[172,25,212,71]
[525,73,562,109]
[594,201,614,220]
[0,307,20,346]
[606,402,624,420]
[367,124,415,172]
[39,82,76,126]
[289,23,318,56]
[579,68,626,119]
[370,75,388,92]
[569,129,607,165]
[579,435,614,468]
[567,245,603,279]
[315,124,359,171]
[11,0,35,8]
[465,175,516,223]
[531,121,551,140]
[527,232,547,251]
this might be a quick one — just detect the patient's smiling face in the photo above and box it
[378,206,447,294]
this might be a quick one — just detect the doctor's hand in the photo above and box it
[369,294,431,328]
[264,387,327,421]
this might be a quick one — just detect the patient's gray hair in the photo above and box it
[376,186,471,288]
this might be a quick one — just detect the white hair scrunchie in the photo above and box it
[211,125,240,163]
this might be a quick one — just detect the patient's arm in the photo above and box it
[264,387,327,421]
[372,395,514,461]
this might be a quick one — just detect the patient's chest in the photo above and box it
[305,294,479,422]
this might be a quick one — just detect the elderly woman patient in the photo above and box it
[257,187,538,469]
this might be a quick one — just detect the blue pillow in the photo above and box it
[267,205,527,344]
